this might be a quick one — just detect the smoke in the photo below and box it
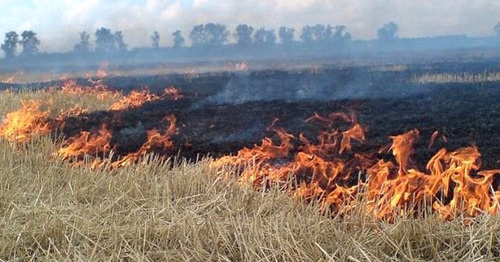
[196,67,423,106]
[1,0,499,52]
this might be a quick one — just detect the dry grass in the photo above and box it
[0,88,117,117]
[412,72,500,84]
[0,89,499,261]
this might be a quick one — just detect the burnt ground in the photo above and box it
[3,61,499,170]
[61,84,499,170]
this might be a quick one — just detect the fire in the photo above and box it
[211,112,500,220]
[0,80,497,221]
[96,61,109,79]
[52,115,178,169]
[55,124,113,166]
[0,100,52,143]
[163,86,183,100]
[58,79,122,101]
[109,89,160,110]
[110,115,177,168]
[109,87,182,111]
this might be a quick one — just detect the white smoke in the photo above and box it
[0,0,498,52]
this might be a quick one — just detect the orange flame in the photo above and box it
[163,86,183,100]
[55,125,113,165]
[110,115,177,168]
[0,100,52,143]
[59,79,121,101]
[109,89,160,111]
[211,112,500,220]
[96,61,109,79]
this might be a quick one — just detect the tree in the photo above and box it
[332,25,351,43]
[205,23,229,46]
[151,31,160,48]
[377,22,399,41]
[20,30,40,56]
[234,24,253,46]
[279,27,294,45]
[114,31,127,51]
[300,25,314,44]
[172,30,184,48]
[1,31,19,59]
[311,24,329,42]
[73,31,91,53]
[266,30,276,45]
[95,27,116,53]
[254,28,276,46]
[495,22,500,37]
[189,25,206,47]
[189,23,229,47]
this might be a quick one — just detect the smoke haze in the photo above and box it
[0,0,499,52]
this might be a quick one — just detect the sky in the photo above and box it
[0,0,499,52]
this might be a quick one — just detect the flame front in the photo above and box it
[1,84,497,221]
[211,112,500,220]
[55,124,113,167]
[110,115,177,168]
[0,100,52,143]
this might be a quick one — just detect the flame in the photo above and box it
[1,82,497,221]
[109,87,182,111]
[163,86,183,100]
[109,89,160,111]
[211,112,500,220]
[3,76,14,84]
[110,115,177,168]
[55,124,113,166]
[0,100,51,143]
[59,79,121,101]
[96,61,109,79]
[428,130,439,149]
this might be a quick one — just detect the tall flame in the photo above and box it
[0,100,51,143]
[211,112,500,220]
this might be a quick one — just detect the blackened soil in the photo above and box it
[59,81,499,170]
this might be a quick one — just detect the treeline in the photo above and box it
[1,21,500,61]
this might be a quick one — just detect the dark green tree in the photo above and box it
[377,22,399,41]
[151,31,160,48]
[1,31,19,59]
[20,30,40,56]
[74,31,91,53]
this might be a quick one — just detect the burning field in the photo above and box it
[0,63,499,260]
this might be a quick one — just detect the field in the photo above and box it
[0,60,499,261]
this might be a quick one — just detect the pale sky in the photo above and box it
[0,0,499,52]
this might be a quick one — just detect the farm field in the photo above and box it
[0,60,499,261]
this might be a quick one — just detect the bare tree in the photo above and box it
[20,30,40,56]
[151,31,160,48]
[74,31,91,53]
[377,22,399,41]
[172,30,185,48]
[1,31,19,59]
